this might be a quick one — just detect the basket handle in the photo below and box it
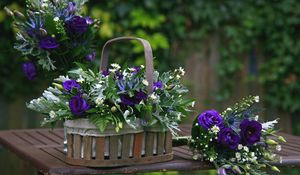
[100,37,154,93]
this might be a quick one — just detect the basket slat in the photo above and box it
[133,132,143,158]
[95,137,105,160]
[73,135,81,159]
[157,132,165,155]
[109,136,119,160]
[67,134,73,157]
[145,132,155,156]
[165,132,172,154]
[83,136,92,160]
[122,134,131,159]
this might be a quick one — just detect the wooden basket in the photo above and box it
[65,37,174,167]
[65,119,173,167]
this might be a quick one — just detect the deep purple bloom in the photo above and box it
[85,51,96,62]
[153,81,163,91]
[63,79,80,91]
[240,119,262,145]
[132,66,141,74]
[39,36,59,49]
[197,110,223,129]
[85,17,94,25]
[120,90,147,106]
[22,61,37,80]
[115,71,124,80]
[102,70,110,76]
[65,16,88,34]
[67,2,76,13]
[218,127,240,149]
[69,95,90,116]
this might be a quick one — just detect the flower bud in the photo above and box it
[52,83,63,90]
[271,166,280,172]
[277,136,286,143]
[266,139,278,145]
[111,106,117,112]
[4,7,14,17]
[232,165,242,174]
[13,10,25,19]
[39,28,48,37]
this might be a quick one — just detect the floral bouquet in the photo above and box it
[27,63,194,135]
[189,96,285,174]
[4,0,99,80]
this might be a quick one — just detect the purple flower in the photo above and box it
[240,119,262,145]
[153,81,163,91]
[120,90,147,106]
[22,61,37,80]
[39,36,59,49]
[63,79,80,91]
[85,51,96,62]
[85,17,94,25]
[115,71,124,80]
[218,127,240,149]
[67,2,76,13]
[69,95,90,116]
[65,16,88,34]
[132,66,141,74]
[197,110,223,129]
[102,70,110,76]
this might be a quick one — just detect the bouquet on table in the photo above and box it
[5,0,99,80]
[27,63,194,135]
[189,96,285,175]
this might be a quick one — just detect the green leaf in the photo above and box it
[89,115,110,132]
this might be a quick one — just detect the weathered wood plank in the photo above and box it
[95,137,105,160]
[122,134,132,159]
[73,135,81,159]
[133,133,143,158]
[157,132,166,155]
[83,136,92,160]
[109,136,119,160]
[145,132,155,156]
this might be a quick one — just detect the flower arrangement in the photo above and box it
[4,0,99,80]
[27,64,194,135]
[189,96,285,174]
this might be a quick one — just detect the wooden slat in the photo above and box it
[145,132,155,156]
[133,132,143,158]
[83,136,92,160]
[122,134,132,159]
[165,132,173,154]
[67,134,73,158]
[95,137,105,160]
[73,135,81,159]
[109,136,119,160]
[157,132,166,155]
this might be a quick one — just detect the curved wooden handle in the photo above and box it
[100,37,154,93]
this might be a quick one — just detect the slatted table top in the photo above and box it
[0,125,299,174]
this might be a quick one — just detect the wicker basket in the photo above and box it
[65,119,173,167]
[64,37,174,167]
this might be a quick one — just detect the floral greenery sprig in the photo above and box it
[5,0,100,80]
[27,64,194,135]
[189,96,285,175]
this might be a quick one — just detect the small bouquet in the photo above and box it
[27,64,194,135]
[189,96,285,174]
[5,0,99,80]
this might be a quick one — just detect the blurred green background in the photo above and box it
[1,0,300,174]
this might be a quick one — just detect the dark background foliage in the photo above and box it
[1,0,300,174]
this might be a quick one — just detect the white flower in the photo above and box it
[262,119,278,130]
[235,152,241,160]
[254,115,259,121]
[42,90,60,102]
[111,63,120,70]
[191,101,195,107]
[49,111,56,118]
[254,96,259,103]
[123,110,130,118]
[211,125,220,133]
[142,79,149,86]
[209,157,214,162]
[169,76,173,79]
[77,75,84,83]
[95,98,104,106]
[141,65,145,69]
[243,146,249,152]
[53,17,59,22]
[178,67,185,76]
[55,75,70,82]
[176,74,181,79]
[226,107,232,111]
[250,152,255,157]
[42,3,48,8]
[276,145,282,151]
[238,144,243,150]
[150,93,157,100]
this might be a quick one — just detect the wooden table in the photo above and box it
[0,125,299,174]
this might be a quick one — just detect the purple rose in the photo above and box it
[65,16,88,34]
[153,81,163,91]
[85,17,94,25]
[218,127,240,149]
[240,119,262,145]
[132,66,141,74]
[39,36,59,49]
[115,71,124,80]
[102,70,110,76]
[67,2,76,13]
[69,95,90,116]
[63,79,80,91]
[197,110,223,129]
[22,61,37,80]
[85,51,96,62]
[120,90,147,106]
